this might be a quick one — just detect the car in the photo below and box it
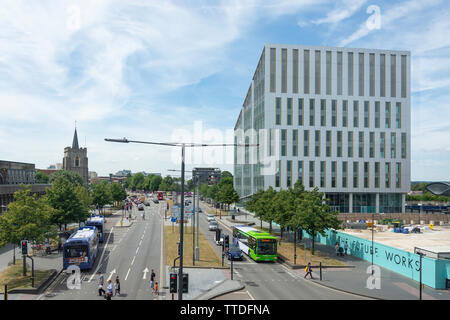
[153,198,159,204]
[197,208,202,213]
[227,245,243,261]
[144,201,150,206]
[138,204,145,211]
[207,214,215,222]
[208,221,218,231]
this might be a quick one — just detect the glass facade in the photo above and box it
[353,162,359,188]
[293,129,298,156]
[309,99,315,126]
[320,161,326,188]
[304,130,309,156]
[327,193,349,213]
[326,51,332,95]
[304,49,310,94]
[298,160,303,185]
[315,50,321,94]
[359,53,364,96]
[332,100,337,127]
[353,101,359,127]
[380,193,402,213]
[326,130,331,157]
[298,98,304,125]
[343,100,348,127]
[276,97,281,125]
[320,99,326,126]
[353,193,376,213]
[270,48,276,93]
[293,49,299,93]
[337,51,343,95]
[282,48,287,93]
[309,161,315,188]
[287,98,292,125]
[348,52,354,96]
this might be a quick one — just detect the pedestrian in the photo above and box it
[153,281,159,296]
[115,276,121,296]
[335,242,340,256]
[304,262,314,279]
[106,280,113,300]
[46,241,51,255]
[150,269,156,289]
[98,272,105,296]
[57,239,62,254]
[344,241,349,255]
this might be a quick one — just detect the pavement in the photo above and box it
[207,203,450,300]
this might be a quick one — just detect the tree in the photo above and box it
[218,183,239,212]
[186,179,194,191]
[0,185,57,248]
[199,184,209,198]
[295,187,342,255]
[273,189,294,240]
[159,176,174,191]
[150,175,162,192]
[49,170,83,186]
[132,173,145,191]
[35,171,49,184]
[221,171,233,179]
[110,183,127,205]
[91,181,113,212]
[245,189,267,229]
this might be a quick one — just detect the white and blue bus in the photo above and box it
[63,226,99,270]
[85,215,105,242]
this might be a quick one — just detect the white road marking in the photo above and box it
[131,256,136,266]
[107,269,116,281]
[89,227,114,282]
[139,240,142,246]
[143,267,149,279]
[136,247,140,254]
[247,290,255,300]
[125,268,131,281]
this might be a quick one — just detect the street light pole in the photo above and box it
[178,144,185,301]
[196,177,200,261]
[372,211,374,274]
[192,175,195,266]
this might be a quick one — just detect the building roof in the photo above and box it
[72,128,79,149]
[426,182,450,196]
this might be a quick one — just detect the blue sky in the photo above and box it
[0,0,449,181]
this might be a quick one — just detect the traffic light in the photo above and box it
[182,273,189,293]
[21,240,28,255]
[224,235,229,249]
[169,273,177,293]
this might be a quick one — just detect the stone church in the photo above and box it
[63,128,89,185]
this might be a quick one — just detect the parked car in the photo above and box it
[138,204,145,211]
[207,214,215,222]
[153,198,159,204]
[144,201,150,206]
[208,221,218,231]
[227,245,243,261]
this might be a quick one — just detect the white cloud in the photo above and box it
[312,0,366,25]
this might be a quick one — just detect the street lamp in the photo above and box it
[105,137,256,300]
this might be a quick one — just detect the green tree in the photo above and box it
[199,184,209,198]
[159,176,174,191]
[0,185,57,247]
[295,187,342,255]
[132,173,145,191]
[218,183,239,212]
[110,183,127,205]
[221,171,233,179]
[245,189,267,229]
[49,170,84,186]
[150,175,162,192]
[35,171,49,184]
[91,181,113,212]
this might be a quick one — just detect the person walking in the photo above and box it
[304,262,314,279]
[150,269,156,289]
[115,276,121,296]
[344,241,349,255]
[98,272,105,296]
[106,280,113,300]
[335,242,340,256]
[153,281,159,296]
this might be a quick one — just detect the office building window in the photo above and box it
[287,98,292,125]
[391,54,396,97]
[309,99,315,126]
[375,101,380,128]
[287,160,292,187]
[331,161,337,188]
[353,101,359,127]
[304,130,309,156]
[396,162,401,188]
[342,161,348,188]
[276,97,281,125]
[293,129,298,156]
[401,55,407,98]
[337,131,342,157]
[309,161,315,188]
[385,102,391,129]
[343,100,348,127]
[298,160,303,185]
[375,162,380,188]
[348,131,353,157]
[293,49,299,93]
[369,132,374,158]
[353,162,359,188]
[337,51,343,95]
[358,131,364,158]
[396,102,401,129]
[326,51,332,95]
[364,101,369,128]
[380,132,385,158]
[385,162,391,188]
[348,52,354,96]
[391,133,396,158]
[281,129,287,156]
[380,54,386,97]
[359,52,364,96]
[320,99,326,126]
[364,162,369,188]
[269,129,274,156]
[276,160,280,188]
[332,100,337,127]
[370,53,375,96]
[401,133,407,159]
[282,48,287,93]
[315,130,320,157]
[304,49,310,94]
[320,161,326,188]
[315,50,321,94]
[326,130,331,157]
[270,48,276,93]
[298,98,304,126]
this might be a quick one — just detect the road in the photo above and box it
[39,202,165,300]
[197,201,368,300]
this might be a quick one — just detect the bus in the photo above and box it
[157,191,164,201]
[63,226,99,270]
[232,226,277,262]
[85,215,105,242]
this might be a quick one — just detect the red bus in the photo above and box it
[157,192,164,201]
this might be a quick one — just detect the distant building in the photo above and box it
[63,127,89,185]
[115,170,132,177]
[47,163,63,170]
[0,160,51,214]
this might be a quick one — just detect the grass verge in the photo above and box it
[0,260,54,293]
[165,226,223,268]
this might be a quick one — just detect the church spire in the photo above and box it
[72,126,79,149]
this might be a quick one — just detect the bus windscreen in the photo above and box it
[257,239,276,255]
[64,245,88,258]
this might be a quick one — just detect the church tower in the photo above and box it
[63,127,89,185]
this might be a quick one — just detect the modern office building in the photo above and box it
[234,44,410,213]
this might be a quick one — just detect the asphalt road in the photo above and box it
[38,203,164,300]
[198,202,368,300]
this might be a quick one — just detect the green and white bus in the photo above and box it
[232,225,277,261]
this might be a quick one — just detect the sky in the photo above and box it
[0,0,449,181]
